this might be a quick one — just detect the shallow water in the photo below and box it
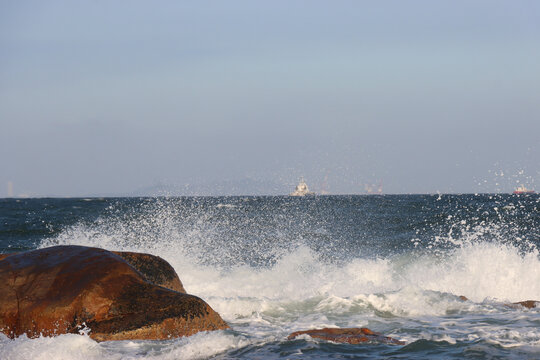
[1,194,539,359]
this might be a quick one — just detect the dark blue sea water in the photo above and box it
[1,194,539,359]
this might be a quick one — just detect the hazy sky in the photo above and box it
[1,1,539,196]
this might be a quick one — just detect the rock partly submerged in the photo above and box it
[288,327,405,345]
[508,300,539,309]
[458,295,539,309]
[0,245,228,341]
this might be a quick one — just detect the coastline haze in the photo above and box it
[1,1,539,197]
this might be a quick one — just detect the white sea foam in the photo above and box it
[0,331,252,360]
[405,241,540,303]
[0,333,108,360]
[171,243,540,321]
[216,203,237,209]
[142,331,252,360]
[41,217,540,316]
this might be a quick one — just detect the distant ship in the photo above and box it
[365,181,383,195]
[513,185,535,194]
[290,178,315,196]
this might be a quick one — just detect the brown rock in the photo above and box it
[0,245,229,341]
[0,253,13,261]
[510,300,538,309]
[287,327,405,345]
[112,251,185,293]
[455,295,539,309]
[1,251,185,293]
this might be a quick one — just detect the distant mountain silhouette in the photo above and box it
[130,178,290,196]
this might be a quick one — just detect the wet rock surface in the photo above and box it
[509,300,539,309]
[112,251,186,293]
[458,295,539,309]
[0,254,12,261]
[287,327,405,345]
[0,245,228,341]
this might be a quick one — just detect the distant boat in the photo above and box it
[365,181,383,195]
[290,178,315,196]
[513,185,535,194]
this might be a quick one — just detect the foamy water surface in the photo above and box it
[1,195,539,359]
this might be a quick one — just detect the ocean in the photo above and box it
[1,194,539,359]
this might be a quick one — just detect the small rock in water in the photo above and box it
[509,300,539,309]
[287,327,405,345]
[457,295,539,310]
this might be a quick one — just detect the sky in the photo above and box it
[1,0,539,196]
